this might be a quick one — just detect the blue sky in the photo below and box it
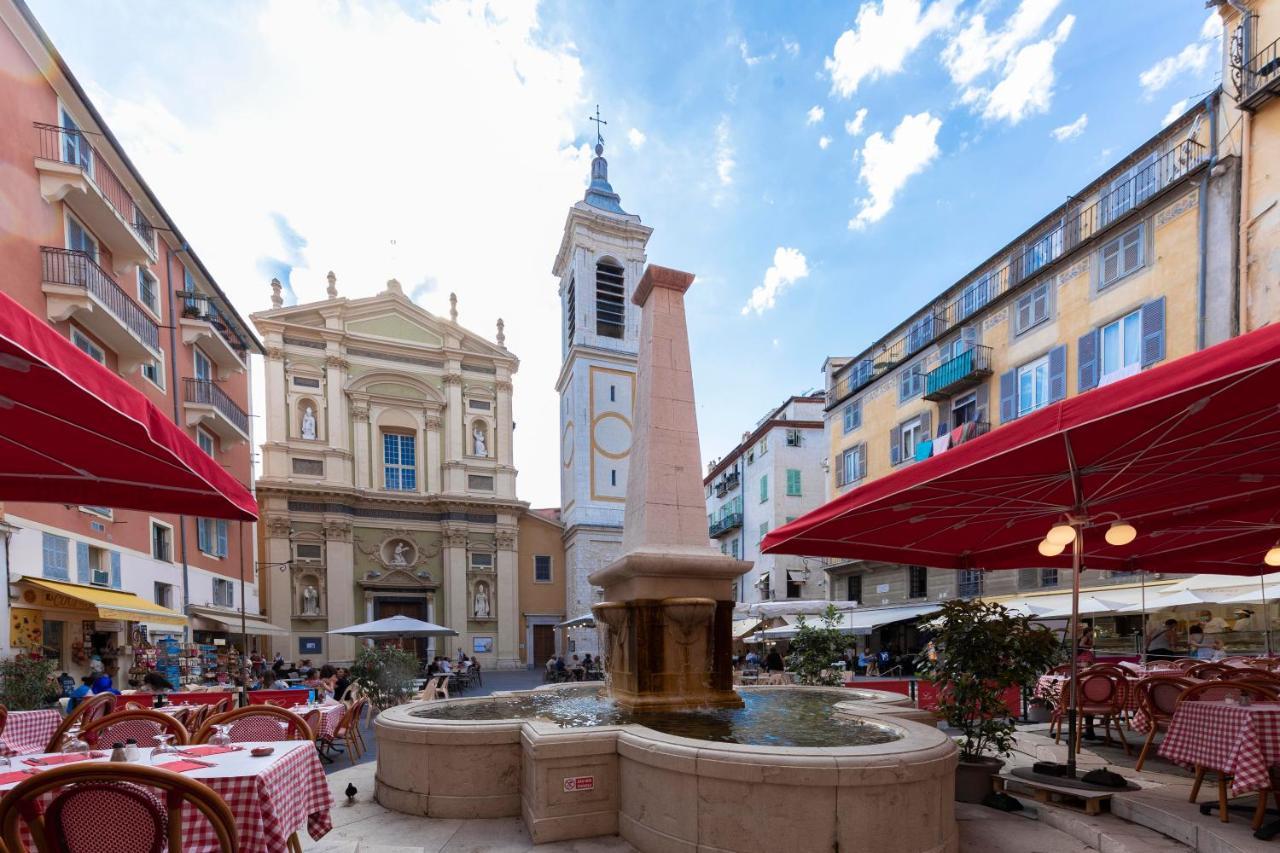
[28,0,1222,506]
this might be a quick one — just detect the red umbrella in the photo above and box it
[0,290,257,520]
[764,321,1280,776]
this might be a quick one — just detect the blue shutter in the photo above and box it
[998,370,1017,423]
[1078,329,1100,392]
[196,519,209,554]
[1141,297,1166,367]
[889,427,901,465]
[216,520,229,558]
[76,541,90,584]
[1047,345,1067,402]
[109,551,121,589]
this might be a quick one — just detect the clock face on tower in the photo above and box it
[561,421,575,467]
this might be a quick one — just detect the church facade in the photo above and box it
[555,137,652,654]
[252,277,527,667]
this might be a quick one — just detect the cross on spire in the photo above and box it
[588,104,607,147]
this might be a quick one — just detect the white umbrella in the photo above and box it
[327,615,457,638]
[1149,589,1224,608]
[1038,595,1131,619]
[557,615,595,629]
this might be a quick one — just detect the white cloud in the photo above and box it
[782,39,800,57]
[1050,112,1087,141]
[715,116,735,186]
[941,0,1062,88]
[741,247,810,316]
[1162,98,1189,127]
[979,14,1074,124]
[845,107,868,136]
[818,135,832,149]
[737,37,773,66]
[807,105,825,125]
[850,111,941,229]
[1202,12,1223,42]
[627,127,646,149]
[86,0,589,507]
[1139,42,1212,98]
[825,0,958,97]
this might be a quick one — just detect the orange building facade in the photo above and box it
[0,0,264,680]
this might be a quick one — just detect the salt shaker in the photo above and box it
[109,742,127,762]
[124,739,141,761]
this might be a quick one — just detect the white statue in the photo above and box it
[473,583,490,618]
[301,405,317,440]
[302,585,320,615]
[391,541,409,566]
[473,425,487,456]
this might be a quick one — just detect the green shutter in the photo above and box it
[759,475,768,502]
[786,469,801,496]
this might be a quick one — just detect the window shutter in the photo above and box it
[974,382,990,424]
[76,541,90,585]
[857,444,867,480]
[217,520,229,557]
[998,370,1017,423]
[919,411,932,450]
[1122,226,1143,274]
[1141,297,1166,367]
[196,519,208,553]
[889,426,901,466]
[110,551,121,589]
[1047,345,1067,402]
[1078,329,1100,392]
[960,324,978,352]
[1101,240,1120,286]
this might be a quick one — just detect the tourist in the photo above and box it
[876,646,893,674]
[439,657,453,675]
[335,667,352,701]
[56,671,75,697]
[764,649,784,673]
[744,649,759,670]
[1145,618,1180,660]
[554,656,567,677]
[66,675,94,713]
[90,672,119,695]
[1076,620,1095,664]
[302,668,324,694]
[318,664,339,699]
[139,672,174,694]
[1198,609,1230,634]
[1188,624,1212,659]
[570,654,585,681]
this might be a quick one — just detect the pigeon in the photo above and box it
[344,782,357,804]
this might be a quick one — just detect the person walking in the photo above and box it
[1145,618,1179,660]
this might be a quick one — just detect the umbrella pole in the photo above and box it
[1067,526,1082,779]
[1263,573,1272,658]
[1140,572,1147,666]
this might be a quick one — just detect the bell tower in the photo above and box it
[553,110,653,652]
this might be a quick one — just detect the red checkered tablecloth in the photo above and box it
[1159,701,1280,796]
[0,710,61,756]
[309,703,347,741]
[1035,675,1141,713]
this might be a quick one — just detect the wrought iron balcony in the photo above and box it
[40,247,160,366]
[709,512,743,538]
[924,345,993,401]
[714,471,741,497]
[178,292,250,376]
[183,378,249,441]
[1240,33,1280,111]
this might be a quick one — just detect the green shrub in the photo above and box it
[349,645,420,709]
[0,655,58,711]
[786,605,847,686]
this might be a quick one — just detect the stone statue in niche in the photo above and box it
[391,541,410,566]
[473,582,490,619]
[301,405,317,440]
[301,585,320,615]
[473,425,487,457]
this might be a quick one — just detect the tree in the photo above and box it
[0,655,57,711]
[786,604,847,686]
[915,598,1059,761]
[349,645,420,710]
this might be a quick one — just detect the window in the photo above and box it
[137,268,159,315]
[60,109,92,172]
[212,578,234,607]
[729,537,740,559]
[610,469,617,486]
[1014,282,1050,334]
[1102,153,1158,225]
[746,449,755,465]
[908,566,928,599]
[87,546,109,586]
[534,555,552,583]
[565,273,576,341]
[470,553,494,570]
[758,522,768,543]
[154,582,173,609]
[786,575,802,599]
[66,213,98,261]
[1041,568,1059,588]
[1101,310,1142,381]
[71,327,105,364]
[757,439,768,457]
[838,444,866,486]
[141,357,162,388]
[1100,225,1144,289]
[609,385,616,403]
[295,543,323,562]
[595,260,626,338]
[958,570,984,598]
[42,533,70,581]
[899,417,924,463]
[957,274,991,320]
[905,314,935,353]
[759,475,768,503]
[846,574,862,602]
[1023,227,1063,277]
[382,432,417,491]
[197,518,228,558]
[842,400,861,434]
[193,348,212,382]
[197,427,215,456]
[1017,355,1050,416]
[80,505,112,519]
[785,429,802,447]
[785,469,801,497]
[898,362,925,402]
[151,522,172,562]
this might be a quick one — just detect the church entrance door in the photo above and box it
[375,597,429,661]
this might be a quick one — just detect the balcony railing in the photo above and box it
[714,471,740,497]
[178,292,251,358]
[183,378,249,436]
[34,123,155,247]
[924,345,993,401]
[826,139,1207,410]
[709,512,744,538]
[41,247,159,352]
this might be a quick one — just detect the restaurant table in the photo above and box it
[1035,674,1144,715]
[1159,700,1280,796]
[0,710,61,757]
[304,702,347,741]
[0,741,333,852]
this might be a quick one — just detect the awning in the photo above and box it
[758,603,938,638]
[557,614,595,629]
[188,605,289,636]
[0,290,256,520]
[786,570,806,582]
[732,618,763,639]
[22,577,185,626]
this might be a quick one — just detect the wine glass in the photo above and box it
[151,732,176,759]
[208,724,233,748]
[61,723,89,755]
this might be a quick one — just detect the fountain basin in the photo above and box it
[375,684,958,852]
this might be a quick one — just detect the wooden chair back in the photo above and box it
[1077,672,1127,713]
[194,704,312,743]
[0,762,236,852]
[1217,667,1280,683]
[1170,658,1199,671]
[82,709,190,749]
[1178,679,1279,705]
[1136,676,1195,725]
[45,693,114,753]
[1187,662,1233,679]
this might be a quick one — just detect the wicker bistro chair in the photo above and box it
[1133,675,1195,771]
[193,705,314,744]
[1056,672,1131,755]
[82,710,190,749]
[0,762,237,852]
[44,694,114,754]
[0,704,9,746]
[1177,680,1280,824]
[317,700,366,765]
[1186,662,1235,680]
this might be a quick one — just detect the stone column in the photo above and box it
[324,519,356,662]
[324,352,350,481]
[442,525,468,657]
[425,414,442,494]
[264,340,287,445]
[495,377,516,499]
[352,403,371,490]
[495,525,520,669]
[442,368,464,493]
[264,514,293,660]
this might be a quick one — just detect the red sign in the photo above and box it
[563,775,595,792]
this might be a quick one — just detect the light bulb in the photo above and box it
[1105,522,1137,546]
[1047,524,1076,546]
[1266,546,1280,567]
[1038,539,1066,557]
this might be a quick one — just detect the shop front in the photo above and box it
[187,605,290,687]
[11,577,186,685]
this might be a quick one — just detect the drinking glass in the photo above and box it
[61,723,89,755]
[152,733,176,758]
[209,724,233,748]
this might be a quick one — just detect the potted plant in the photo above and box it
[349,645,421,711]
[917,598,1059,802]
[787,605,847,686]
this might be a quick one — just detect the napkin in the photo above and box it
[0,770,35,785]
[155,759,214,773]
[24,752,107,766]
[177,745,242,757]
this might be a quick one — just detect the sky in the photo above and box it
[27,0,1223,508]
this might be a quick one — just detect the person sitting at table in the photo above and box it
[765,649,785,673]
[1188,624,1213,659]
[1076,620,1095,663]
[582,653,594,674]
[335,667,352,701]
[90,673,120,695]
[66,675,95,713]
[570,654,585,681]
[139,672,175,694]
[554,656,567,680]
[317,664,339,699]
[301,668,324,692]
[439,657,453,675]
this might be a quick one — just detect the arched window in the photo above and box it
[595,259,625,339]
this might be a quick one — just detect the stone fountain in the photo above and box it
[590,265,749,711]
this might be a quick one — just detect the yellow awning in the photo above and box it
[22,578,186,626]
[188,606,289,636]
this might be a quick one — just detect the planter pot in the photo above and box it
[1027,703,1052,723]
[955,755,1005,803]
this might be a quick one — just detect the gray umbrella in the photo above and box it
[326,614,457,638]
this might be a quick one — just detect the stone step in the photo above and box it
[1111,789,1280,853]
[996,787,1192,853]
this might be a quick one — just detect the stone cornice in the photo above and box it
[254,480,529,516]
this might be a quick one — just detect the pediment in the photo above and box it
[347,312,444,347]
